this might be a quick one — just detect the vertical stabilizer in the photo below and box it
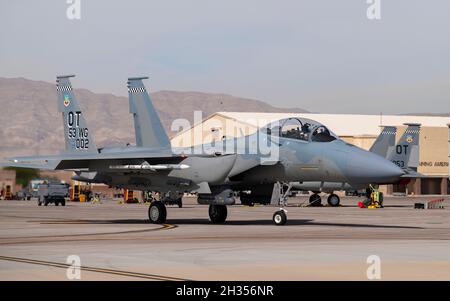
[388,123,421,170]
[369,126,397,158]
[128,77,171,151]
[56,75,97,153]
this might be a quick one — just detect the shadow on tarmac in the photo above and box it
[168,219,423,229]
[67,218,423,229]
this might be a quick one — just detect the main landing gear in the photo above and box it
[148,201,167,224]
[308,193,340,207]
[309,193,322,206]
[327,193,340,207]
[208,204,227,224]
[148,199,229,224]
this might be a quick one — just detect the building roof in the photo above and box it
[213,112,450,136]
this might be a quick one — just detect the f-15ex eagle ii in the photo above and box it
[1,75,404,225]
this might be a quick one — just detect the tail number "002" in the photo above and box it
[67,111,89,149]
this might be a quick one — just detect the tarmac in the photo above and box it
[1,195,450,280]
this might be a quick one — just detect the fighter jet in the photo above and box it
[291,123,421,206]
[1,75,404,225]
[127,88,415,209]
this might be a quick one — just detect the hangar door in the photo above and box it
[421,178,442,195]
[392,183,406,194]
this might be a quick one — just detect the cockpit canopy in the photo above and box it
[262,117,338,142]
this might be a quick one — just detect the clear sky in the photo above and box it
[1,0,449,114]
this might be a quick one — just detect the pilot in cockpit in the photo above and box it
[301,123,310,133]
[299,123,311,140]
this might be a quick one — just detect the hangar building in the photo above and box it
[171,113,450,196]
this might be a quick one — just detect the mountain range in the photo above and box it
[0,77,307,159]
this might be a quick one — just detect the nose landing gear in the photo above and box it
[270,182,292,225]
[273,209,287,226]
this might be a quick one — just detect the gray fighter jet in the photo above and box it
[291,123,421,206]
[1,75,404,225]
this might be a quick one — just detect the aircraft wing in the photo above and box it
[2,150,224,171]
[6,148,177,161]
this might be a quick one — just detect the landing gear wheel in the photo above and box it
[208,205,227,224]
[148,201,167,224]
[309,194,322,207]
[327,194,340,207]
[273,210,287,226]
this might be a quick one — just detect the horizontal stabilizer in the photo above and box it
[0,160,59,170]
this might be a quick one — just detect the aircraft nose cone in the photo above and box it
[347,150,404,184]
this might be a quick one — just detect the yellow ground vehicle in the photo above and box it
[4,185,13,200]
[358,185,384,208]
[70,182,80,202]
[124,189,138,203]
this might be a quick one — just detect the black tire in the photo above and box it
[177,198,183,208]
[61,200,66,206]
[273,210,287,225]
[208,205,227,224]
[148,201,167,224]
[240,199,251,206]
[55,201,59,206]
[309,194,322,206]
[327,194,340,207]
[37,199,42,206]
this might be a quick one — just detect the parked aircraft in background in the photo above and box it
[291,123,421,206]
